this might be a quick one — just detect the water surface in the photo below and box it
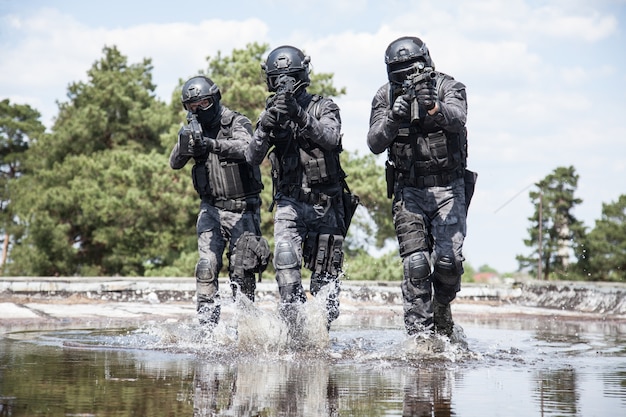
[1,296,624,416]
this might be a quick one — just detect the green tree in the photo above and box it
[0,99,46,270]
[190,43,396,279]
[7,46,191,276]
[340,151,393,250]
[516,166,586,280]
[190,43,350,253]
[577,195,626,281]
[4,42,400,279]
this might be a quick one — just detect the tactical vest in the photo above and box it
[268,95,344,203]
[192,110,263,201]
[387,77,468,188]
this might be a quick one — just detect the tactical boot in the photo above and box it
[197,302,221,329]
[433,299,454,337]
[279,302,306,345]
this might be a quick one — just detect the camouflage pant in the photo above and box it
[393,177,467,332]
[273,194,344,323]
[195,200,262,309]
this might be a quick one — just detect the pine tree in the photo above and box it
[516,166,586,279]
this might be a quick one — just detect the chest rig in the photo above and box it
[192,110,263,207]
[387,79,467,189]
[268,95,344,205]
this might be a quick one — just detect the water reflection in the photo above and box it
[193,361,337,416]
[534,368,579,417]
[192,359,463,416]
[1,312,625,416]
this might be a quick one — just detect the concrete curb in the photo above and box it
[1,278,624,333]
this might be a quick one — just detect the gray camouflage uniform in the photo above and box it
[367,73,472,335]
[170,106,265,326]
[246,91,346,326]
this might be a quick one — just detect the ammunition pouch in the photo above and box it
[230,232,271,281]
[304,233,344,276]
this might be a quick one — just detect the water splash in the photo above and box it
[124,287,334,359]
[47,283,477,364]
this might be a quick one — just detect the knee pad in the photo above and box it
[405,251,431,286]
[195,258,216,283]
[433,255,461,285]
[274,240,300,270]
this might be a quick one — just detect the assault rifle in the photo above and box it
[275,73,296,96]
[178,112,206,157]
[269,74,296,130]
[401,67,437,124]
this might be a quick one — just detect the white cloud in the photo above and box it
[529,7,618,41]
[1,0,625,272]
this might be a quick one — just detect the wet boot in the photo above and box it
[279,302,306,345]
[197,301,221,329]
[311,272,340,330]
[195,258,220,329]
[433,299,454,337]
[230,273,256,302]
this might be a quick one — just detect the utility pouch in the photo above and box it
[342,189,359,236]
[464,169,478,214]
[267,150,280,211]
[385,160,396,199]
[303,232,319,270]
[192,163,210,196]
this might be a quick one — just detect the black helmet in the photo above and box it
[180,76,221,112]
[262,45,311,93]
[181,76,222,126]
[385,36,435,85]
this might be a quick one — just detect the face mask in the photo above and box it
[195,103,220,127]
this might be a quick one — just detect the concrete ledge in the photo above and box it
[1,278,625,334]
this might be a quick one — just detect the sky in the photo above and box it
[1,0,625,273]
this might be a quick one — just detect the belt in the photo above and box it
[282,185,340,205]
[404,169,464,188]
[210,197,260,213]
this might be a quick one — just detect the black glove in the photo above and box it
[274,93,306,125]
[259,108,279,132]
[188,136,207,158]
[416,81,437,111]
[205,138,217,153]
[391,94,410,120]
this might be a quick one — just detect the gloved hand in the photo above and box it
[391,94,410,120]
[259,108,279,132]
[416,81,437,111]
[188,136,208,158]
[274,93,300,118]
[204,138,217,153]
[274,93,306,126]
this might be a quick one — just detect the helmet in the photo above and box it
[180,76,221,112]
[262,45,311,93]
[181,76,222,126]
[385,36,435,85]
